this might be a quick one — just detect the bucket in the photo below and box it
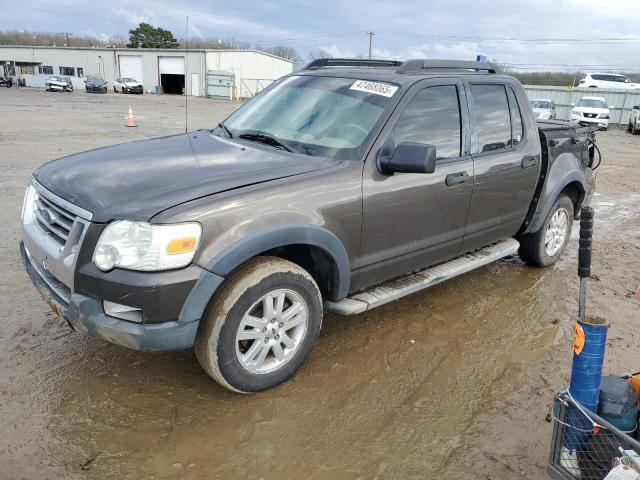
[630,375,640,399]
[598,374,639,434]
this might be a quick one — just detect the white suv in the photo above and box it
[579,73,640,90]
[570,96,611,130]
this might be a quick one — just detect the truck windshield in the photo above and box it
[220,75,398,160]
[578,99,608,108]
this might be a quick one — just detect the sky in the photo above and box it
[4,0,640,71]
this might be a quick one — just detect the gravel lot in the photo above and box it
[1,87,639,480]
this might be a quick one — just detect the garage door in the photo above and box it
[159,57,185,75]
[119,55,143,82]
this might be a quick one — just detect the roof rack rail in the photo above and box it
[302,58,404,70]
[396,59,499,74]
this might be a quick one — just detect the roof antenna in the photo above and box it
[185,15,189,133]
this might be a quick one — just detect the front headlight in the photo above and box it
[93,221,202,272]
[598,114,609,119]
[22,184,37,223]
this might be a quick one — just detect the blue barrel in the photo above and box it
[565,319,608,451]
[569,320,608,411]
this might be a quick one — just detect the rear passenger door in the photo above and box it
[461,82,541,252]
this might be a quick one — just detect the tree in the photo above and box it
[127,23,178,48]
[258,46,301,63]
[307,48,332,61]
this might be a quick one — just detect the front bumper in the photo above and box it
[571,115,609,129]
[124,86,143,93]
[20,242,222,352]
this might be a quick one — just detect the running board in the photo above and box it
[325,238,520,315]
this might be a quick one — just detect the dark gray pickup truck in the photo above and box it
[20,59,598,393]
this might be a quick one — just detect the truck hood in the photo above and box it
[34,132,340,222]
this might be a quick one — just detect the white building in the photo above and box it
[0,46,294,98]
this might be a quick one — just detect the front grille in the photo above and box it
[34,193,78,245]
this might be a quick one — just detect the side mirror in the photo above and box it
[378,142,437,175]
[570,103,575,107]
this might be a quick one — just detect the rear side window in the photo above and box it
[507,87,524,146]
[471,84,511,153]
[391,85,461,159]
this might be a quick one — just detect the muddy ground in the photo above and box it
[1,88,638,480]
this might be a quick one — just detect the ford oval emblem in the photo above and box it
[40,207,58,225]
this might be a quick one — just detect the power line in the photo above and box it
[251,31,367,46]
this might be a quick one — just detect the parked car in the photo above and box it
[570,96,611,130]
[85,77,108,93]
[628,105,640,134]
[530,99,556,120]
[578,73,640,90]
[0,76,13,87]
[20,59,597,393]
[45,76,73,92]
[114,78,143,94]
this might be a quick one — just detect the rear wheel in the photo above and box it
[195,256,323,393]
[518,194,574,267]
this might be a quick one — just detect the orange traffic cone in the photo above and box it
[126,105,137,127]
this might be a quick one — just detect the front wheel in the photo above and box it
[518,194,574,267]
[195,256,323,393]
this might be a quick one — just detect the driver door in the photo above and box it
[354,79,474,291]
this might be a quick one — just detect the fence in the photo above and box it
[523,85,640,125]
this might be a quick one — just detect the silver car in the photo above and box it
[530,99,556,120]
[45,76,73,92]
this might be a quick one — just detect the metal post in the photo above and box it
[367,31,375,59]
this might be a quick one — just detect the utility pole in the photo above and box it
[367,31,375,59]
[58,32,72,47]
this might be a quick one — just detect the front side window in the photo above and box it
[391,85,461,159]
[223,75,398,160]
[471,84,511,153]
[59,66,75,76]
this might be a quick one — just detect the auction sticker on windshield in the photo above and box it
[350,80,398,97]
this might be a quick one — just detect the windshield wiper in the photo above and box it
[217,122,233,138]
[237,131,295,153]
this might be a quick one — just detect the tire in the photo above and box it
[518,194,574,267]
[629,123,633,132]
[195,256,323,393]
[113,86,116,93]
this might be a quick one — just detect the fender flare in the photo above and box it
[207,224,351,300]
[177,225,351,328]
[527,170,586,234]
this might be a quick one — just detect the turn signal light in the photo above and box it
[166,236,197,254]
